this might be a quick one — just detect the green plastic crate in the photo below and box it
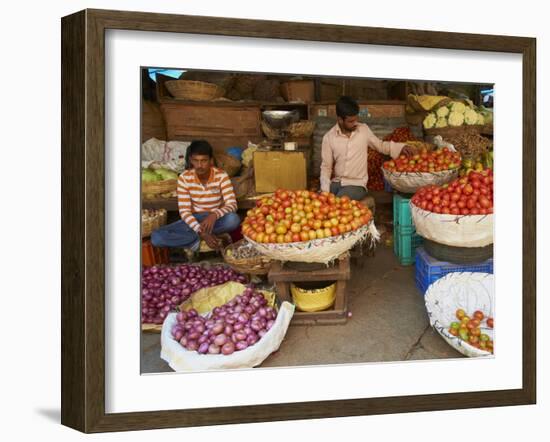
[394,224,423,265]
[393,193,414,228]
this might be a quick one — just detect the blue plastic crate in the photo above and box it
[393,224,423,266]
[393,193,414,228]
[415,246,494,294]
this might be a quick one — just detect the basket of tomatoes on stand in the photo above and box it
[241,189,378,265]
[382,147,461,194]
[409,168,494,249]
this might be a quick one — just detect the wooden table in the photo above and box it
[268,255,351,326]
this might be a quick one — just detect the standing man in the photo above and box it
[151,140,241,251]
[320,96,416,200]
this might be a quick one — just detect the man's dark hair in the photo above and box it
[336,96,360,119]
[186,139,213,168]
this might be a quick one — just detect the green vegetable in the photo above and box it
[154,168,178,180]
[142,169,161,182]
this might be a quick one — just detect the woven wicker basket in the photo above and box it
[223,240,271,275]
[261,120,315,140]
[141,209,167,238]
[142,179,178,199]
[288,120,315,138]
[425,125,484,138]
[214,152,242,177]
[244,222,379,265]
[165,80,224,101]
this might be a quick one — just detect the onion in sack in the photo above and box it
[141,264,246,325]
[170,287,277,355]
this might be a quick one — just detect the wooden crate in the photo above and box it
[160,101,263,153]
[268,256,350,325]
[141,99,166,143]
[308,102,405,119]
[253,150,307,193]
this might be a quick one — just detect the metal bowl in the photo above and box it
[262,110,300,129]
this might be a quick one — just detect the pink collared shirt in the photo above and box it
[320,122,405,192]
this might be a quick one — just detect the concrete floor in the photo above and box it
[141,241,463,373]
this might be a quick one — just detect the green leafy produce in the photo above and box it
[142,169,161,182]
[154,168,178,181]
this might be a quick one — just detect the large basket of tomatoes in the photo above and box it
[241,189,378,264]
[425,272,494,357]
[382,147,461,194]
[410,170,494,248]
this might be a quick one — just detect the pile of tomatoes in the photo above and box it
[367,148,386,191]
[383,147,461,173]
[411,169,493,215]
[383,126,417,142]
[242,189,372,244]
[448,308,494,353]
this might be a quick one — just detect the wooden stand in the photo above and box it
[268,256,350,326]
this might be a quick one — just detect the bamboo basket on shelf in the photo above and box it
[141,209,167,238]
[223,240,272,275]
[164,80,225,101]
[261,120,315,140]
[288,120,315,138]
[142,180,178,199]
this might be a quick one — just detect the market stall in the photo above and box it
[139,72,496,372]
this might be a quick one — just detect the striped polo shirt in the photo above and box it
[177,167,237,232]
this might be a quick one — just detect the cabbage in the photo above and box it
[142,169,161,182]
[154,168,178,181]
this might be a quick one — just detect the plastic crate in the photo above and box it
[393,224,423,266]
[392,193,414,228]
[415,246,494,294]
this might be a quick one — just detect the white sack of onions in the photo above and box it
[160,287,294,371]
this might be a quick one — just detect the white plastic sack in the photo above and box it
[142,138,191,172]
[432,135,457,152]
[160,301,295,371]
[411,202,493,247]
[425,272,494,357]
[382,168,458,194]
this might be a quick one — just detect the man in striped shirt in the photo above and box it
[151,140,240,251]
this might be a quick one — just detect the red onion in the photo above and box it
[247,333,258,346]
[224,324,234,336]
[186,340,198,351]
[233,322,244,331]
[208,344,221,354]
[258,329,267,338]
[198,335,208,345]
[211,323,224,335]
[236,341,248,351]
[250,321,262,332]
[213,334,228,346]
[266,320,275,330]
[179,336,188,347]
[221,341,235,355]
[174,330,184,341]
[198,342,209,354]
[188,330,200,340]
[233,331,247,341]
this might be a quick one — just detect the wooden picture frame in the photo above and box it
[61,8,536,433]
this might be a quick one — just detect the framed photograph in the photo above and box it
[61,8,536,433]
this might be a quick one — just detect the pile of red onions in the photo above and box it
[141,264,247,325]
[171,287,277,355]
